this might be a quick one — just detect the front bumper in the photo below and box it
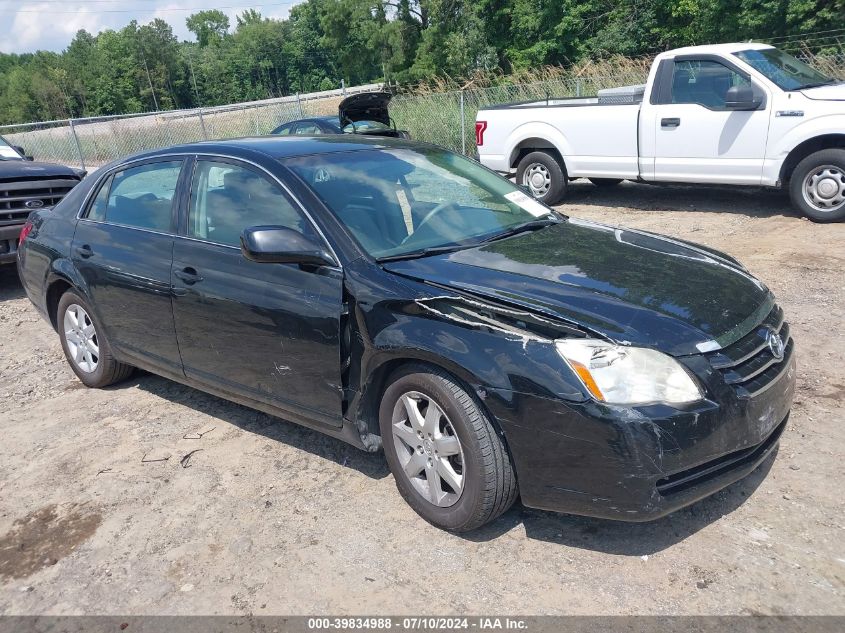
[486,352,796,521]
[0,224,23,264]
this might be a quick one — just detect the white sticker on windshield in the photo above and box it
[0,146,20,159]
[504,190,550,217]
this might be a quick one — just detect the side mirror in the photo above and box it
[725,84,761,110]
[13,146,34,161]
[241,226,335,267]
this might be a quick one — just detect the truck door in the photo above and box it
[647,56,770,185]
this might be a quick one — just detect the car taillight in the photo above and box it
[475,121,487,146]
[19,220,34,243]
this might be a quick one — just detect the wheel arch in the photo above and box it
[505,123,573,173]
[355,351,512,448]
[779,133,845,186]
[43,257,94,329]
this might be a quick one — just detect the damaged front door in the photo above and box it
[171,158,344,427]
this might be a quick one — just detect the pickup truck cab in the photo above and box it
[476,43,845,222]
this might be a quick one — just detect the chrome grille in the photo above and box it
[0,177,79,224]
[706,304,794,398]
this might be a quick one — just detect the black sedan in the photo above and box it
[17,136,795,531]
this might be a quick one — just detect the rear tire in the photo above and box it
[516,151,567,206]
[589,178,623,187]
[379,364,518,532]
[789,149,845,223]
[57,290,133,388]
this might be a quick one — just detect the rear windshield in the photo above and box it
[284,147,558,259]
[342,120,391,133]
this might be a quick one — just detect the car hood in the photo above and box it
[0,159,82,179]
[801,82,845,100]
[339,91,393,128]
[382,219,773,356]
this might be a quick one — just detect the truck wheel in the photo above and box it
[57,290,134,388]
[379,364,518,532]
[516,151,567,206]
[789,149,845,223]
[589,178,623,187]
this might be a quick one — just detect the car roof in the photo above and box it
[119,135,422,164]
[657,42,774,60]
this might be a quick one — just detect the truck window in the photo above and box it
[671,60,750,109]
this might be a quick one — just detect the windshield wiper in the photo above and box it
[376,218,561,263]
[479,217,561,244]
[376,244,470,263]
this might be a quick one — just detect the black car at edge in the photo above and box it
[17,135,796,531]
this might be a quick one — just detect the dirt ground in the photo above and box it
[0,180,843,616]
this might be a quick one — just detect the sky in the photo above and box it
[0,1,304,54]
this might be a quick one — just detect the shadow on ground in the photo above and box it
[129,372,390,481]
[564,180,798,219]
[0,265,25,301]
[129,369,774,556]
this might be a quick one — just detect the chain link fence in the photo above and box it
[391,68,651,156]
[2,52,843,170]
[0,84,380,170]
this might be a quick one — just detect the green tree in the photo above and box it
[186,10,231,47]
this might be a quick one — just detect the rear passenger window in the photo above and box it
[101,161,182,232]
[86,174,113,222]
[187,160,316,248]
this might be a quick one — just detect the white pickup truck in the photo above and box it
[476,43,845,222]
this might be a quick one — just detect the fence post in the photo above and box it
[576,79,582,97]
[459,89,466,156]
[68,118,86,171]
[197,107,208,140]
[296,93,304,118]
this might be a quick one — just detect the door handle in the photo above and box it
[174,267,204,285]
[661,117,681,128]
[75,244,93,259]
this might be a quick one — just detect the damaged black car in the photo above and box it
[17,136,795,531]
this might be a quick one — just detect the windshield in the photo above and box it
[734,48,834,90]
[285,147,559,259]
[0,136,23,161]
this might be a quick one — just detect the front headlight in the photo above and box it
[555,338,703,405]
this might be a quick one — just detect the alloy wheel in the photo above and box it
[64,304,99,373]
[391,391,465,507]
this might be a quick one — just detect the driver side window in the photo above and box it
[671,60,750,109]
[188,161,316,248]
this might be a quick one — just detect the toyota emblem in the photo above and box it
[766,328,785,361]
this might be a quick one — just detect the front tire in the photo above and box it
[57,290,133,388]
[516,151,567,206]
[379,365,518,532]
[789,149,845,222]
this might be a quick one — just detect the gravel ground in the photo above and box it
[0,180,843,615]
